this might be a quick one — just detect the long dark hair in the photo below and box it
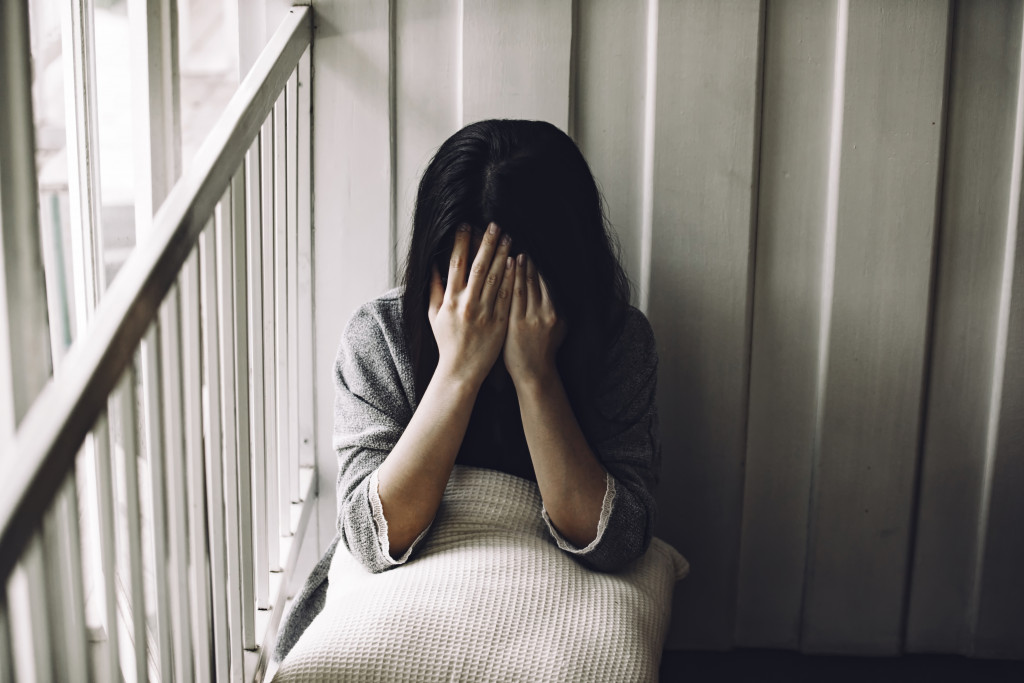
[401,119,631,423]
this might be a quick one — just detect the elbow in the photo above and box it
[339,501,397,574]
[575,522,653,573]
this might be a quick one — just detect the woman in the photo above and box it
[274,120,672,676]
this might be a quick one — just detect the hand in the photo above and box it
[504,254,568,388]
[428,222,516,387]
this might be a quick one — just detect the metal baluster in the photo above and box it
[0,591,13,683]
[273,92,291,539]
[116,367,149,683]
[220,169,256,671]
[180,248,212,683]
[141,326,174,682]
[262,114,282,573]
[296,47,315,471]
[22,536,54,683]
[93,412,121,682]
[160,285,194,682]
[45,473,90,681]
[286,70,301,507]
[248,135,270,610]
[201,213,230,682]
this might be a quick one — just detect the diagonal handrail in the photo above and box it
[0,5,312,581]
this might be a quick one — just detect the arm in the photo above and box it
[506,256,606,548]
[505,256,659,570]
[375,222,516,556]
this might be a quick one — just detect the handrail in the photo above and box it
[0,6,312,581]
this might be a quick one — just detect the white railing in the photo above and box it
[0,6,314,682]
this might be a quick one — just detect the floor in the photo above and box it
[659,649,1024,682]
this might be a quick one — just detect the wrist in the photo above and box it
[432,358,487,396]
[510,361,561,398]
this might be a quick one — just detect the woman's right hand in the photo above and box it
[428,222,516,387]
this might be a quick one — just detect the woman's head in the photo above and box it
[402,120,631,407]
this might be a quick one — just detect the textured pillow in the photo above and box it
[273,466,688,683]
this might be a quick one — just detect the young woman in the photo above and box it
[274,120,666,670]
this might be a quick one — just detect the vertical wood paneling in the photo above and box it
[393,0,460,275]
[647,0,764,651]
[907,0,1022,656]
[801,0,950,655]
[573,0,652,306]
[974,15,1024,653]
[973,239,1024,658]
[311,0,394,552]
[462,0,573,131]
[736,0,836,650]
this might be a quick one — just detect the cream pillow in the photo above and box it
[274,467,688,683]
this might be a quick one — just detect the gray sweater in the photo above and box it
[274,288,662,662]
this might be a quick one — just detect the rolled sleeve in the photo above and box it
[334,297,426,573]
[367,469,432,565]
[541,472,617,555]
[546,308,661,572]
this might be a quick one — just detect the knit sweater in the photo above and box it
[273,288,662,663]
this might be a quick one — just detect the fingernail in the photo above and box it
[457,224,470,233]
[517,253,525,266]
[488,223,498,235]
[500,234,511,246]
[506,256,513,270]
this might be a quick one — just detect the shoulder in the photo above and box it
[338,288,408,361]
[607,305,657,375]
[342,287,405,344]
[336,288,411,381]
[592,306,658,419]
[335,288,417,411]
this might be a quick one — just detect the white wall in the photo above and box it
[310,0,1024,658]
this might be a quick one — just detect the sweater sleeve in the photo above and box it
[333,300,428,573]
[541,308,661,572]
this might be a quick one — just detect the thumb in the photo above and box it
[428,265,444,325]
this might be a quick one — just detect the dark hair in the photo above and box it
[401,119,631,421]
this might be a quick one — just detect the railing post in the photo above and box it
[1,3,58,681]
[0,0,52,432]
[201,212,231,681]
[114,367,150,683]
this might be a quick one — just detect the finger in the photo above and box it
[495,254,515,322]
[481,231,513,312]
[511,253,527,319]
[538,273,555,313]
[447,224,472,292]
[526,256,541,317]
[428,265,445,325]
[466,222,502,301]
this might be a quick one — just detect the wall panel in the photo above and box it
[973,6,1024,652]
[462,0,573,131]
[801,0,950,655]
[736,0,836,650]
[974,210,1024,658]
[573,0,653,305]
[906,0,1021,656]
[647,0,764,651]
[393,0,460,274]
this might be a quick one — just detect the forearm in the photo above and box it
[516,369,608,548]
[376,364,480,557]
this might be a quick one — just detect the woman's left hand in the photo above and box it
[504,254,568,388]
